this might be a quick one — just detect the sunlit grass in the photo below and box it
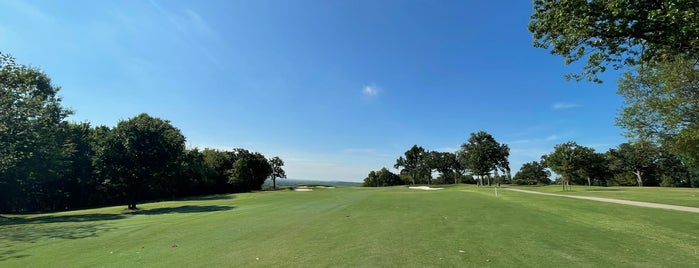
[1,185,698,267]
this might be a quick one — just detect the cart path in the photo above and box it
[504,188,699,213]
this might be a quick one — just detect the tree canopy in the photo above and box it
[513,161,551,185]
[458,131,509,186]
[0,52,73,212]
[100,113,186,209]
[394,145,429,185]
[269,156,286,190]
[542,141,595,190]
[363,167,403,187]
[529,0,699,82]
[616,57,699,162]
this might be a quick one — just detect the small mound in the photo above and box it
[408,186,444,190]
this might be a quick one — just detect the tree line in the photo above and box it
[0,53,286,213]
[364,131,510,187]
[365,135,695,189]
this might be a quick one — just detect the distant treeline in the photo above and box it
[365,136,698,188]
[1,53,285,213]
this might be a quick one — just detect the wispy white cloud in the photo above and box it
[4,0,54,24]
[544,135,560,141]
[343,148,377,154]
[363,85,378,96]
[147,0,224,69]
[508,134,560,145]
[552,102,582,110]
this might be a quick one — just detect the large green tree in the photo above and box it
[268,156,286,190]
[529,0,699,82]
[616,57,699,165]
[542,141,595,190]
[394,145,429,185]
[363,167,402,187]
[458,131,509,186]
[607,141,660,187]
[426,151,460,184]
[0,52,73,212]
[513,161,551,185]
[101,113,186,209]
[228,149,272,192]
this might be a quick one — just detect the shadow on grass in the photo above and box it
[180,194,234,201]
[127,205,234,215]
[2,205,234,225]
[0,246,30,262]
[0,205,234,263]
[0,222,116,242]
[2,213,128,225]
[584,188,624,192]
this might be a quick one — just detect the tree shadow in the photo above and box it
[584,188,623,192]
[0,221,116,242]
[2,213,128,225]
[180,194,234,201]
[127,205,234,215]
[0,205,234,263]
[0,248,30,262]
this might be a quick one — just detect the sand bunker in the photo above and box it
[293,185,336,191]
[294,188,313,192]
[408,186,444,190]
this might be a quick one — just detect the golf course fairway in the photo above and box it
[1,185,698,267]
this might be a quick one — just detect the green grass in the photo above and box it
[2,185,698,267]
[507,185,699,207]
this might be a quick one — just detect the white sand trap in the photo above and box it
[409,186,444,190]
[294,188,313,191]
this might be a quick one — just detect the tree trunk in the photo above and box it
[587,177,591,187]
[272,177,277,190]
[633,170,643,187]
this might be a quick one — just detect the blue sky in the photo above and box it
[0,0,627,181]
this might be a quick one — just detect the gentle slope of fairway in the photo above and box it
[1,185,698,267]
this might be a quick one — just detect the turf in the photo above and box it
[507,185,699,208]
[1,185,698,267]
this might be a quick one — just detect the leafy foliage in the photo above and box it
[458,131,509,185]
[529,0,699,82]
[513,161,551,185]
[268,156,286,189]
[394,145,430,185]
[542,141,595,189]
[99,113,186,209]
[0,52,73,212]
[228,149,272,192]
[616,57,699,165]
[363,167,403,187]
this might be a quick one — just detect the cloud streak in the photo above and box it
[551,102,582,110]
[147,0,225,69]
